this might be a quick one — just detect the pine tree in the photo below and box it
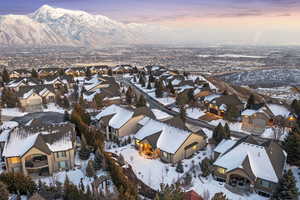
[146,81,152,89]
[167,80,175,94]
[272,169,299,200]
[31,68,39,79]
[86,160,96,178]
[0,181,9,200]
[93,93,103,109]
[94,149,103,170]
[246,94,255,109]
[176,161,184,173]
[79,142,90,160]
[200,158,212,177]
[224,105,240,122]
[125,87,133,105]
[155,80,163,98]
[187,89,195,103]
[63,96,70,109]
[139,76,145,87]
[155,184,184,200]
[212,123,225,145]
[282,130,300,166]
[2,68,10,83]
[179,106,186,122]
[85,68,92,78]
[108,69,113,76]
[224,123,231,139]
[211,192,228,200]
[64,110,70,121]
[133,75,137,83]
[136,95,146,107]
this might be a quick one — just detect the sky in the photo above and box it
[1,0,300,45]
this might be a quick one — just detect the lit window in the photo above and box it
[217,167,226,174]
[9,157,21,164]
[192,145,197,150]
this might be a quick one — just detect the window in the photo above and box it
[58,161,68,169]
[259,179,272,188]
[217,167,226,174]
[56,151,67,158]
[9,157,21,164]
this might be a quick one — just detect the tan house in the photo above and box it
[207,95,244,117]
[96,105,156,141]
[212,136,286,198]
[2,120,76,176]
[9,69,31,79]
[134,117,206,163]
[17,85,56,107]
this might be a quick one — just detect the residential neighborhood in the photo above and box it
[0,64,299,200]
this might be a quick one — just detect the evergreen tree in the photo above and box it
[1,87,19,108]
[86,160,96,178]
[85,68,92,78]
[94,149,103,170]
[146,81,152,89]
[0,181,9,200]
[176,93,189,106]
[125,87,133,105]
[272,169,299,200]
[149,74,155,82]
[176,161,184,173]
[283,130,300,166]
[139,76,145,87]
[224,105,240,122]
[211,192,228,200]
[136,95,146,107]
[58,68,65,76]
[224,123,231,139]
[291,99,300,116]
[187,89,195,103]
[31,68,39,79]
[212,123,225,145]
[155,184,184,200]
[179,106,186,122]
[246,94,255,109]
[64,110,70,121]
[200,158,212,177]
[108,69,113,76]
[167,80,175,94]
[155,79,164,98]
[133,75,137,83]
[79,142,90,160]
[93,93,103,109]
[2,68,10,83]
[63,96,70,109]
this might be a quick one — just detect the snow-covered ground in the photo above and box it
[107,144,268,200]
[2,108,27,117]
[186,107,205,119]
[42,103,66,113]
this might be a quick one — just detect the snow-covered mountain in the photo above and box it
[0,5,167,47]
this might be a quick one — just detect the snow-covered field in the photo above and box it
[107,144,268,200]
[186,107,205,119]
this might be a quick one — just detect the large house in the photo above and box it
[206,95,244,117]
[241,103,295,135]
[134,117,207,163]
[212,136,286,197]
[9,69,31,79]
[2,120,76,176]
[17,85,56,107]
[96,105,156,140]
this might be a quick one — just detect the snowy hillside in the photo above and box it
[0,5,165,47]
[217,68,300,87]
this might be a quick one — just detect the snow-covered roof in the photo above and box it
[214,141,279,183]
[214,139,237,154]
[172,79,181,86]
[241,109,257,116]
[96,104,134,129]
[267,104,290,117]
[84,81,105,91]
[22,89,34,99]
[204,94,221,102]
[151,109,172,120]
[135,118,192,154]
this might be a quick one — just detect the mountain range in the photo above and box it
[0,5,169,47]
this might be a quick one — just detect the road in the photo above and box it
[120,76,269,143]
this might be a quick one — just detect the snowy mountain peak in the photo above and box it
[0,5,168,47]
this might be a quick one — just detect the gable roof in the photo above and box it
[213,136,286,183]
[132,106,156,119]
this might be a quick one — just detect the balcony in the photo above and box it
[25,155,48,169]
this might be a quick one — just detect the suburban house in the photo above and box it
[64,67,86,76]
[96,105,156,140]
[112,64,134,74]
[7,77,41,91]
[212,136,286,197]
[17,85,56,107]
[9,69,31,79]
[2,120,76,176]
[207,95,244,117]
[38,68,61,77]
[241,103,295,135]
[90,65,109,74]
[134,117,206,163]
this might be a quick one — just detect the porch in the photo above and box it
[24,154,50,176]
